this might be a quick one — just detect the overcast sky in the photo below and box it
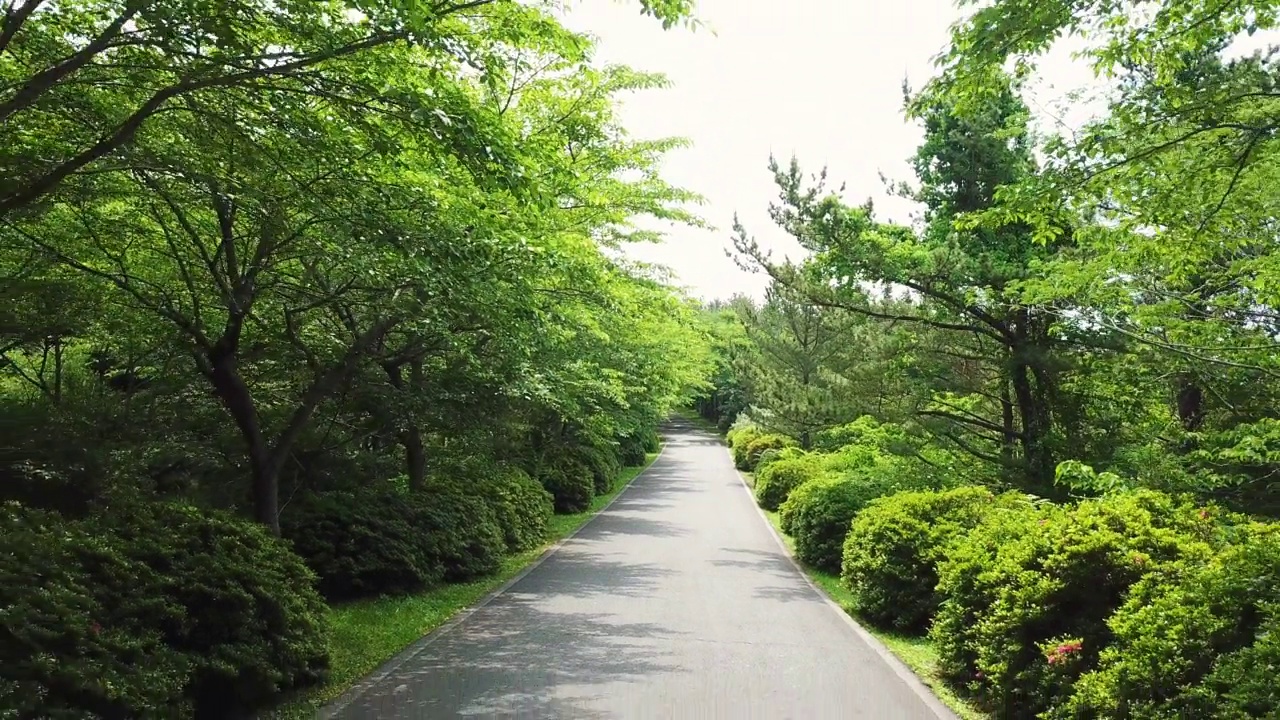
[556,0,1101,302]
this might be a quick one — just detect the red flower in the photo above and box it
[1046,639,1083,665]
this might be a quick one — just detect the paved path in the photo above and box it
[322,420,955,719]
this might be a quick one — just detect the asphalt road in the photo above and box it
[321,419,956,720]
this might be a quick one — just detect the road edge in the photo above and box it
[316,438,672,719]
[710,427,962,720]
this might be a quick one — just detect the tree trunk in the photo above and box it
[401,425,427,490]
[1010,358,1054,494]
[205,340,281,534]
[1000,379,1016,471]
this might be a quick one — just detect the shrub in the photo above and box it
[841,486,1017,634]
[755,445,807,474]
[618,434,648,467]
[2,501,330,719]
[728,425,763,469]
[1060,523,1280,719]
[99,502,330,716]
[931,491,1219,717]
[740,434,791,472]
[538,458,595,514]
[479,466,554,554]
[409,485,507,581]
[281,489,439,600]
[779,473,895,573]
[0,504,191,719]
[576,443,622,495]
[753,455,818,511]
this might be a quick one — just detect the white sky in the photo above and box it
[557,0,1102,302]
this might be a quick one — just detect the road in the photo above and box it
[321,419,956,720]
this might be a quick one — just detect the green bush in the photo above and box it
[740,434,791,472]
[1,501,330,719]
[931,491,1219,717]
[480,466,554,553]
[779,473,894,573]
[0,504,191,719]
[841,486,1017,634]
[728,425,763,469]
[538,458,595,514]
[409,485,507,581]
[577,443,622,495]
[1060,523,1280,719]
[753,455,818,511]
[281,489,439,600]
[754,445,807,474]
[618,434,648,467]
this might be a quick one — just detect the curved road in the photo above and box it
[322,420,956,719]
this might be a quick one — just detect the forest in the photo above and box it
[699,0,1280,716]
[4,0,1280,717]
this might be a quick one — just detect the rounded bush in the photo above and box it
[618,435,648,467]
[753,455,818,511]
[576,443,622,495]
[778,473,888,573]
[1060,524,1280,719]
[480,466,554,554]
[740,434,791,472]
[841,486,1017,634]
[0,504,191,719]
[98,502,330,716]
[409,485,507,581]
[931,490,1219,717]
[728,426,763,469]
[539,459,595,514]
[281,489,439,600]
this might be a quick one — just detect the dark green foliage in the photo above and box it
[409,485,507,581]
[753,455,818,511]
[931,491,1219,717]
[0,503,191,719]
[579,443,623,495]
[778,473,893,573]
[281,489,440,600]
[95,502,330,716]
[1,501,329,719]
[538,459,596,514]
[841,486,1017,633]
[618,427,660,466]
[1061,524,1280,719]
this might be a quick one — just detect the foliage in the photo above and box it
[932,491,1221,717]
[841,486,1020,634]
[538,459,596,515]
[753,455,819,511]
[476,467,555,555]
[281,490,438,601]
[1060,524,1280,718]
[409,486,507,582]
[1,501,329,719]
[740,434,793,472]
[778,473,896,573]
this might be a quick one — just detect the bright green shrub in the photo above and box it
[755,445,807,474]
[409,485,507,581]
[0,504,191,719]
[281,489,439,600]
[842,486,1020,634]
[728,425,763,469]
[740,434,791,472]
[753,455,818,511]
[641,428,661,453]
[779,473,893,573]
[931,491,1219,718]
[538,459,595,514]
[1060,523,1280,719]
[480,466,554,553]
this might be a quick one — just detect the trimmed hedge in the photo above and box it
[411,484,507,581]
[2,501,329,719]
[539,458,595,514]
[754,455,818,511]
[281,489,438,600]
[479,466,555,554]
[931,490,1219,717]
[841,486,1017,634]
[778,473,889,573]
[740,434,791,472]
[1060,523,1280,719]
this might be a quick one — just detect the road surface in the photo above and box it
[322,419,955,720]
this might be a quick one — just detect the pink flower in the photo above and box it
[1046,640,1083,665]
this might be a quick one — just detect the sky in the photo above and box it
[555,0,1100,302]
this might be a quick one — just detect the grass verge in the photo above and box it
[266,451,661,719]
[759,508,987,720]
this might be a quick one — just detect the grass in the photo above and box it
[266,451,662,719]
[757,505,988,720]
[673,407,721,435]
